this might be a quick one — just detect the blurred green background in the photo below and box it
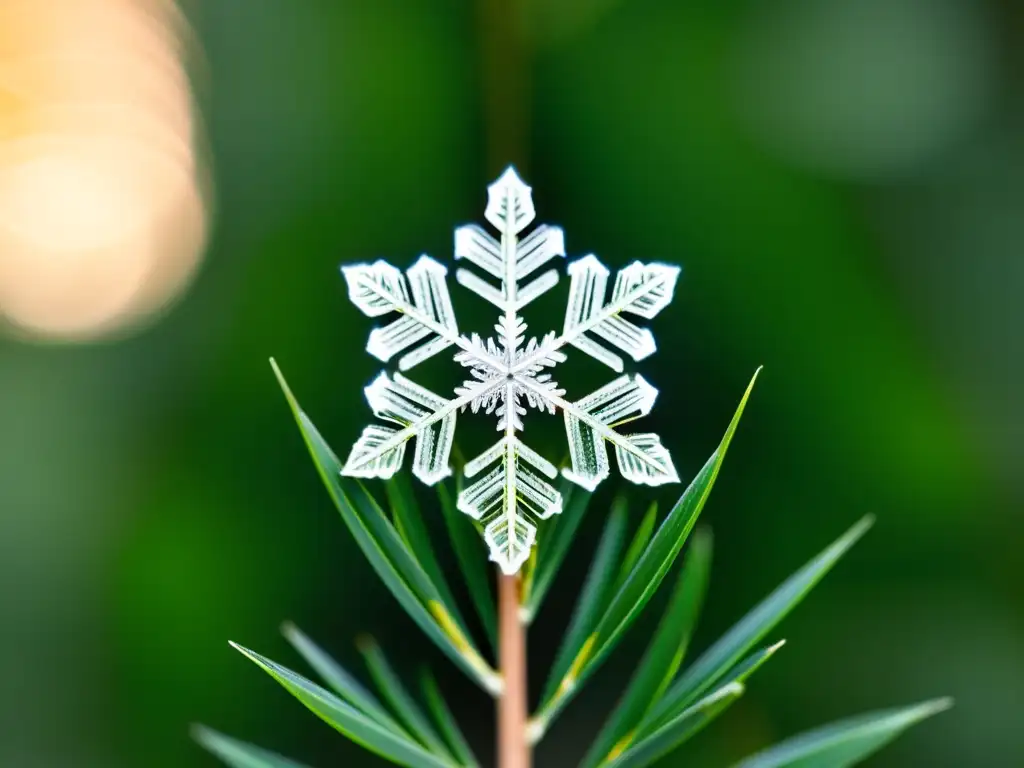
[1,0,1022,765]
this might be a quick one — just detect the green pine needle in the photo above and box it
[357,637,455,761]
[281,623,407,736]
[639,515,875,735]
[229,642,457,768]
[438,482,498,656]
[420,670,481,768]
[269,359,501,696]
[733,698,953,768]
[530,369,761,741]
[520,481,593,624]
[192,726,314,768]
[580,527,713,768]
[540,498,630,706]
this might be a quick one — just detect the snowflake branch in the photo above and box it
[515,376,667,472]
[349,270,508,371]
[509,269,675,375]
[342,375,505,476]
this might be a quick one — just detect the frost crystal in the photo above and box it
[340,168,681,574]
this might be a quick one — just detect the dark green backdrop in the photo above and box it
[1,1,1021,765]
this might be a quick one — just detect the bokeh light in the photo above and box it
[0,0,209,341]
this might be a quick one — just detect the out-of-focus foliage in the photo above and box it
[1,0,1020,766]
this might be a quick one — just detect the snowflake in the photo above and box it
[340,168,681,575]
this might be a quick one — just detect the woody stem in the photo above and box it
[474,0,532,762]
[497,573,531,768]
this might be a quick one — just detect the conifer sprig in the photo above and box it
[195,365,949,767]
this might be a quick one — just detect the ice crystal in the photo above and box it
[340,168,681,574]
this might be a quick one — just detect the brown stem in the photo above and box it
[476,1,533,764]
[497,573,531,768]
[475,0,531,175]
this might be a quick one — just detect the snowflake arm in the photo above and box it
[511,256,681,375]
[517,373,680,490]
[343,373,500,485]
[458,431,563,575]
[449,171,571,573]
[342,256,459,371]
[561,256,680,371]
[342,256,505,372]
[454,168,566,311]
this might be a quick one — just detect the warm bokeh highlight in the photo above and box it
[0,0,208,340]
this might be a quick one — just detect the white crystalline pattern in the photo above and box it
[340,168,681,574]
